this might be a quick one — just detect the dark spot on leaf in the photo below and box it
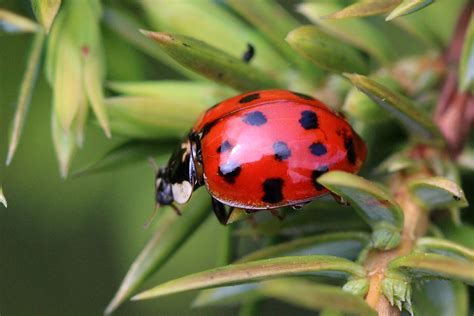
[217,72,224,79]
[239,93,260,104]
[292,91,315,100]
[217,140,232,153]
[262,178,284,203]
[182,43,191,48]
[243,111,267,126]
[273,141,291,161]
[309,142,327,156]
[218,162,241,184]
[299,110,319,130]
[242,43,255,63]
[312,166,329,190]
[453,195,461,201]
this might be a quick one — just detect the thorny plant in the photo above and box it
[1,1,474,315]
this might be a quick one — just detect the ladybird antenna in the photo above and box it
[170,203,182,216]
[147,156,159,174]
[143,203,160,229]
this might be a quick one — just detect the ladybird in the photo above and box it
[155,89,367,224]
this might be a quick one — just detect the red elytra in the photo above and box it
[154,89,367,224]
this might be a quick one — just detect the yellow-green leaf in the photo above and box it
[104,192,211,315]
[317,171,404,250]
[344,73,444,146]
[416,237,474,262]
[51,111,76,178]
[31,0,61,33]
[408,177,468,210]
[286,26,368,74]
[389,253,474,285]
[0,187,7,208]
[324,0,400,19]
[386,0,435,21]
[141,31,280,92]
[411,280,468,316]
[6,31,45,165]
[132,255,366,300]
[0,9,39,33]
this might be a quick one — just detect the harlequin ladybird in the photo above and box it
[155,89,367,224]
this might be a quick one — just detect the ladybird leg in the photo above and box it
[270,209,285,221]
[330,192,349,206]
[211,197,229,225]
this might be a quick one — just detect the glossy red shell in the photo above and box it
[193,89,367,209]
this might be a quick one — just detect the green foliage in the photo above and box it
[1,1,473,316]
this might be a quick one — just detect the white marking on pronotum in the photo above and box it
[172,181,193,204]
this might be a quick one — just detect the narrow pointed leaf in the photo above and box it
[51,111,76,178]
[72,92,89,147]
[141,31,280,92]
[286,26,368,74]
[6,31,45,165]
[344,73,444,145]
[297,2,394,63]
[237,232,369,263]
[459,15,474,92]
[411,280,468,316]
[408,177,468,210]
[104,193,211,315]
[381,271,413,313]
[132,255,366,300]
[192,284,262,307]
[416,237,474,261]
[386,0,435,21]
[260,279,376,316]
[389,253,474,285]
[0,9,39,33]
[0,187,7,208]
[72,140,176,177]
[317,171,403,250]
[324,0,400,19]
[31,0,61,33]
[226,0,323,83]
[107,80,235,102]
[106,96,207,138]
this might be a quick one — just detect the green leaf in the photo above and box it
[132,255,366,300]
[226,0,323,85]
[141,0,290,80]
[286,26,368,74]
[259,279,376,316]
[343,278,370,297]
[459,15,474,92]
[411,280,468,316]
[31,0,61,33]
[416,237,474,261]
[381,270,413,313]
[0,9,39,33]
[141,31,280,92]
[72,140,176,177]
[51,111,76,178]
[324,0,400,19]
[408,177,468,210]
[0,187,7,208]
[237,232,369,262]
[6,31,45,165]
[442,223,474,248]
[104,192,211,315]
[297,2,394,63]
[105,96,206,139]
[193,284,262,307]
[344,73,444,146]
[386,0,435,21]
[317,171,403,250]
[374,151,417,175]
[389,253,474,285]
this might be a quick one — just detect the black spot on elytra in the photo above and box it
[312,166,329,190]
[299,110,319,130]
[243,111,267,126]
[217,140,232,153]
[292,92,315,100]
[218,162,241,184]
[309,142,327,156]
[242,43,255,63]
[273,141,291,161]
[200,121,216,139]
[239,93,260,104]
[344,137,356,165]
[262,178,284,203]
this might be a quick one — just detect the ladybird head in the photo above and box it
[155,142,195,209]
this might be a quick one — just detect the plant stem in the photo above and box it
[363,173,430,315]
